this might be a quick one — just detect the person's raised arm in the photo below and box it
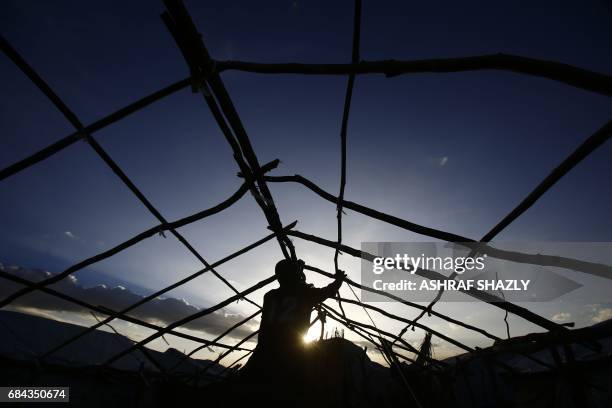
[310,270,346,304]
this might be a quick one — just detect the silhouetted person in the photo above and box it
[241,258,345,386]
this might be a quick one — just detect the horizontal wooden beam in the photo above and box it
[266,176,612,280]
[216,54,612,96]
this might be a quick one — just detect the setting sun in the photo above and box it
[303,322,321,344]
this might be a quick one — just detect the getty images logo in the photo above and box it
[371,253,487,275]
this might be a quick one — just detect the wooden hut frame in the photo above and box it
[1,0,610,377]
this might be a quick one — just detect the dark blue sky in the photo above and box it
[1,0,611,359]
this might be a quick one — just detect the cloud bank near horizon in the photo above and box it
[0,262,257,340]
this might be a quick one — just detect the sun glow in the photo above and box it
[302,321,321,344]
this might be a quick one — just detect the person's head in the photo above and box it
[275,259,306,287]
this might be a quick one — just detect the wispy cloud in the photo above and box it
[64,231,77,239]
[439,156,448,166]
[592,308,612,323]
[552,312,571,322]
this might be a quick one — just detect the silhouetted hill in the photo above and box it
[193,336,407,408]
[0,310,223,374]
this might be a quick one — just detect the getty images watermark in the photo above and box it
[360,242,612,302]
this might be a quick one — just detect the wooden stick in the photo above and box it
[321,303,447,367]
[345,323,418,363]
[216,54,612,97]
[321,307,417,364]
[335,297,473,352]
[484,120,612,241]
[201,330,259,375]
[89,311,167,374]
[220,350,252,376]
[333,0,362,323]
[167,309,262,373]
[267,174,474,242]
